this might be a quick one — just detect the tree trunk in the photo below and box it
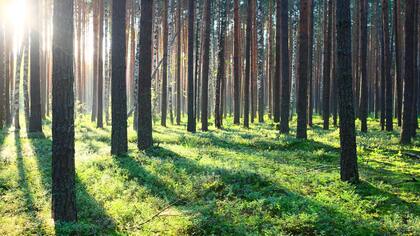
[296,0,310,139]
[13,44,25,130]
[273,0,281,123]
[244,0,252,128]
[161,0,169,127]
[201,0,211,131]
[400,0,416,144]
[215,0,227,129]
[322,0,332,130]
[336,0,358,183]
[359,0,368,132]
[0,27,4,128]
[29,0,43,134]
[279,0,290,133]
[176,0,181,125]
[52,0,77,222]
[187,0,196,132]
[111,0,128,155]
[394,0,403,127]
[382,0,393,131]
[138,0,154,149]
[257,0,265,123]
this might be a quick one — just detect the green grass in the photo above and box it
[0,115,419,235]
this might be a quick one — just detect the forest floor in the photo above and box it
[0,115,419,235]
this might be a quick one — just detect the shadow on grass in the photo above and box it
[112,146,387,235]
[14,131,47,235]
[28,135,117,235]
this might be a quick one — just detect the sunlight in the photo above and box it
[1,0,28,46]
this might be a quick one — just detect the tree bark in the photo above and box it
[244,0,252,128]
[111,0,128,155]
[52,0,77,222]
[359,0,368,132]
[201,0,211,131]
[138,0,154,149]
[382,0,393,131]
[187,0,196,132]
[336,0,358,182]
[279,0,290,133]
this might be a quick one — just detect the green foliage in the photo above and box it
[0,116,419,235]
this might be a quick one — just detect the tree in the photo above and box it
[257,0,265,123]
[273,0,281,123]
[187,0,196,132]
[97,0,104,128]
[29,0,43,134]
[138,0,154,150]
[359,0,368,132]
[322,0,332,130]
[161,0,169,127]
[13,44,25,130]
[52,0,77,221]
[243,0,252,128]
[400,0,416,144]
[336,0,358,182]
[296,0,310,139]
[201,0,211,131]
[176,0,181,125]
[233,0,240,125]
[111,0,128,155]
[382,0,393,131]
[279,0,290,133]
[394,0,403,127]
[215,0,227,129]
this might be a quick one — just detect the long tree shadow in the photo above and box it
[113,146,389,235]
[14,131,47,235]
[28,135,117,235]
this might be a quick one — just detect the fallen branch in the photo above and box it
[404,152,420,159]
[135,199,182,229]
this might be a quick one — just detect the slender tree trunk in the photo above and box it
[176,0,181,125]
[13,45,25,130]
[336,0,358,183]
[187,0,196,132]
[111,0,128,155]
[201,0,211,131]
[296,0,310,139]
[273,0,281,123]
[279,0,290,133]
[233,0,241,125]
[97,0,104,128]
[400,0,415,144]
[394,0,403,127]
[0,27,4,128]
[29,0,44,134]
[138,0,154,149]
[243,0,252,128]
[52,0,77,222]
[382,0,393,131]
[308,0,314,127]
[322,0,332,130]
[215,0,227,129]
[161,0,169,127]
[257,0,265,123]
[359,0,368,132]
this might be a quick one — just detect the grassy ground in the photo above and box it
[0,115,419,235]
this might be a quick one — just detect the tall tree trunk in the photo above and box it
[244,0,252,128]
[296,0,310,139]
[92,0,99,122]
[257,0,265,123]
[201,0,211,131]
[359,0,368,132]
[400,0,415,144]
[138,0,154,149]
[394,0,403,127]
[29,0,44,134]
[52,0,77,222]
[97,0,104,128]
[279,0,290,134]
[161,0,169,127]
[308,0,314,127]
[336,0,358,182]
[111,0,128,155]
[382,0,393,131]
[233,0,241,125]
[176,0,181,125]
[187,0,196,132]
[215,0,227,129]
[273,0,281,123]
[322,0,332,130]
